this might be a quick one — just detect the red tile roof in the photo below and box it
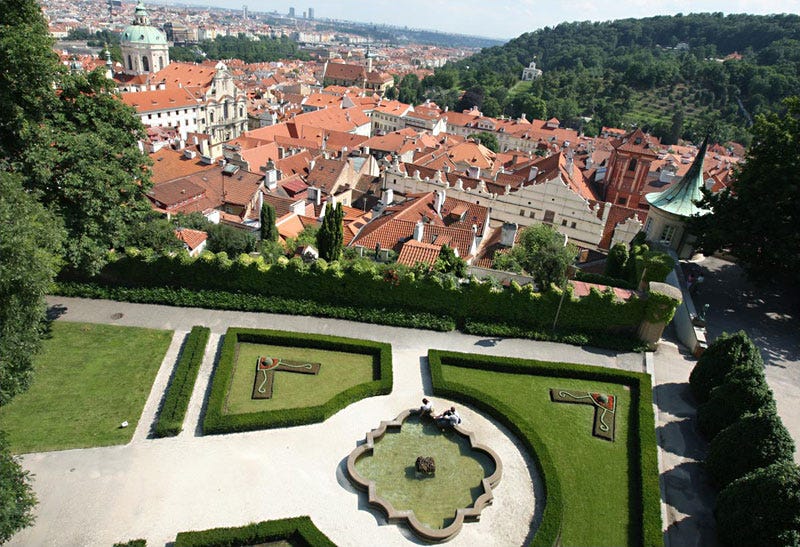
[397,240,441,267]
[174,228,207,250]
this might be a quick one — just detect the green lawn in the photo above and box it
[430,350,660,547]
[441,366,632,546]
[225,343,374,415]
[0,322,173,453]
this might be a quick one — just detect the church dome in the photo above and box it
[121,1,167,46]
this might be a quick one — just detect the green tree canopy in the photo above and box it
[0,172,63,405]
[715,461,800,547]
[504,224,578,288]
[434,245,468,277]
[0,432,36,543]
[690,97,800,285]
[206,223,256,257]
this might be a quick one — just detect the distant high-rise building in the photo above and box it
[242,4,248,19]
[288,7,295,17]
[302,10,307,18]
[308,7,314,19]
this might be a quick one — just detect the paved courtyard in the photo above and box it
[13,284,787,546]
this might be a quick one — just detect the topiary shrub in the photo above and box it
[605,243,629,280]
[689,331,764,403]
[715,461,800,547]
[697,367,775,439]
[706,410,795,487]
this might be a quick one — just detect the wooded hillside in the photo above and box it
[419,13,800,144]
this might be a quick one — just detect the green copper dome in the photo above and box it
[121,1,166,45]
[645,136,711,218]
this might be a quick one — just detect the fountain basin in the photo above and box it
[346,409,502,542]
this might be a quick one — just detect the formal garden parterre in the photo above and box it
[428,349,661,547]
[203,327,392,434]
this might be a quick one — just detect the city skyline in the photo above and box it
[168,0,800,39]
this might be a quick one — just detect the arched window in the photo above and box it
[142,56,149,72]
[127,55,133,71]
[628,158,638,172]
[209,111,215,123]
[158,56,164,71]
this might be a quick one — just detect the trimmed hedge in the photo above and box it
[58,247,663,339]
[697,367,776,439]
[55,282,456,332]
[462,320,648,352]
[689,331,764,403]
[706,411,795,488]
[173,516,335,547]
[427,350,661,547]
[715,461,800,547]
[154,326,211,437]
[574,270,637,290]
[203,328,392,434]
[113,541,146,547]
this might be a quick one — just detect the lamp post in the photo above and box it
[552,233,575,333]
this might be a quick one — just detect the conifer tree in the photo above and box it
[316,202,344,261]
[260,202,278,242]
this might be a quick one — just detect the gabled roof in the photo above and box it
[120,87,199,113]
[174,228,207,250]
[324,62,366,82]
[645,136,710,217]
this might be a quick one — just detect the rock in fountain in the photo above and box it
[416,456,436,474]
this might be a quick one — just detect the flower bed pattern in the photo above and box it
[550,388,617,441]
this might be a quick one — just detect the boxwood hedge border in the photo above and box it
[427,350,660,547]
[173,516,335,546]
[203,328,392,435]
[154,326,210,438]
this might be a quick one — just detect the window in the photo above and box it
[529,211,535,218]
[561,219,568,226]
[571,221,577,229]
[127,55,133,71]
[142,56,149,72]
[644,218,653,234]
[628,158,637,172]
[543,210,555,223]
[158,56,164,71]
[618,197,627,205]
[210,111,215,123]
[520,209,525,216]
[660,224,676,244]
[224,102,229,119]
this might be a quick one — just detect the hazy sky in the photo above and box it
[177,0,800,40]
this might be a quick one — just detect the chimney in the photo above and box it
[413,219,424,242]
[264,159,278,190]
[309,159,316,172]
[527,166,539,182]
[500,222,517,247]
[381,187,394,205]
[434,189,445,216]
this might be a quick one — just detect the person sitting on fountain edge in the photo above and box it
[417,397,434,419]
[436,406,462,428]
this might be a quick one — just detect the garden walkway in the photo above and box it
[8,296,691,546]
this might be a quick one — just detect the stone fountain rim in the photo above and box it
[346,408,503,542]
